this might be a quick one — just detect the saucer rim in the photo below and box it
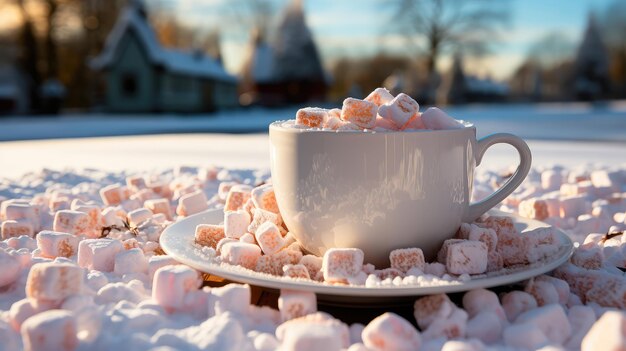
[160,208,574,297]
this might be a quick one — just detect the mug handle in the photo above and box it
[464,133,532,222]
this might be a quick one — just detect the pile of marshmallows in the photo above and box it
[0,165,625,351]
[195,183,565,286]
[294,87,465,131]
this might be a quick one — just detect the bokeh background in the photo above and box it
[0,0,624,141]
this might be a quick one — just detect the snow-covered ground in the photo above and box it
[1,101,625,142]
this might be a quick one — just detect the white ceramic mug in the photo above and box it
[269,122,531,266]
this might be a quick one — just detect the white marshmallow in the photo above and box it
[503,322,549,350]
[446,241,488,275]
[377,93,418,128]
[53,210,94,236]
[147,255,179,280]
[212,284,251,316]
[462,289,506,321]
[1,219,34,239]
[465,311,502,344]
[525,279,560,306]
[127,208,153,227]
[364,87,394,106]
[144,198,172,220]
[389,248,425,273]
[77,239,124,272]
[501,290,538,322]
[100,183,123,206]
[565,305,596,349]
[413,294,456,330]
[220,241,262,269]
[0,249,21,288]
[255,222,286,255]
[422,308,468,340]
[176,190,208,217]
[541,170,563,190]
[251,184,279,214]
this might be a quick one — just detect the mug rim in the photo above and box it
[269,120,476,135]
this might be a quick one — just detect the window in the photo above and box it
[121,73,138,96]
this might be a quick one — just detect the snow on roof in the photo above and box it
[90,3,236,83]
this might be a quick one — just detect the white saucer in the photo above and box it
[161,208,573,304]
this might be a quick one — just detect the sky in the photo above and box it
[163,0,615,81]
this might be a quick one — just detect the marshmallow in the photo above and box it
[413,294,456,330]
[251,184,279,214]
[376,93,418,129]
[77,239,124,272]
[341,98,377,129]
[487,251,504,272]
[53,210,94,236]
[114,248,148,275]
[127,207,153,227]
[36,231,78,258]
[322,248,364,284]
[465,311,502,344]
[216,237,238,254]
[421,107,464,130]
[296,107,328,128]
[195,224,225,248]
[446,241,488,275]
[323,115,343,130]
[364,87,394,106]
[212,283,251,315]
[256,249,302,276]
[247,208,281,234]
[424,262,447,277]
[1,219,34,239]
[581,311,626,351]
[0,249,21,288]
[536,275,570,305]
[389,248,425,273]
[437,239,465,264]
[239,232,256,244]
[299,255,323,280]
[100,184,123,206]
[362,312,422,351]
[374,116,400,131]
[21,310,77,351]
[148,255,179,280]
[560,195,591,218]
[255,222,286,255]
[144,198,172,220]
[503,322,550,350]
[565,305,596,349]
[224,185,252,212]
[26,262,83,305]
[515,304,571,344]
[590,169,621,190]
[176,190,208,217]
[501,290,538,322]
[422,308,468,340]
[3,203,39,231]
[462,289,505,321]
[496,231,530,266]
[480,215,517,236]
[152,265,201,313]
[467,224,497,252]
[278,289,317,321]
[224,210,251,239]
[525,279,560,306]
[126,175,146,191]
[402,113,426,130]
[519,198,550,220]
[220,241,262,269]
[542,170,563,190]
[282,264,310,279]
[276,312,350,350]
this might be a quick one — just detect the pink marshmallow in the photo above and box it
[341,98,377,129]
[36,231,78,258]
[422,308,468,340]
[377,93,418,129]
[503,322,550,350]
[299,255,323,280]
[466,311,502,344]
[413,294,456,330]
[256,249,303,276]
[278,289,317,321]
[389,248,425,273]
[248,208,281,234]
[421,107,464,130]
[322,248,364,284]
[467,224,497,252]
[515,304,571,344]
[114,248,148,275]
[1,219,34,239]
[255,222,286,255]
[251,184,279,214]
[224,185,252,212]
[501,290,538,322]
[276,312,350,350]
[176,190,208,217]
[296,107,328,128]
[26,262,83,306]
[446,241,488,275]
[581,311,626,351]
[212,284,251,316]
[152,265,201,313]
[195,224,225,248]
[0,250,21,288]
[220,241,262,269]
[364,87,394,106]
[53,210,94,237]
[127,207,152,227]
[462,289,506,321]
[144,198,172,220]
[21,310,77,351]
[282,264,310,279]
[100,183,123,206]
[77,239,124,272]
[362,312,422,351]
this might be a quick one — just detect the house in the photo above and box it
[90,1,238,113]
[240,0,328,106]
[0,66,29,115]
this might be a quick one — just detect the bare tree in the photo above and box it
[227,0,275,39]
[390,0,509,79]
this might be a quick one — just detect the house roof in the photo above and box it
[90,2,236,83]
